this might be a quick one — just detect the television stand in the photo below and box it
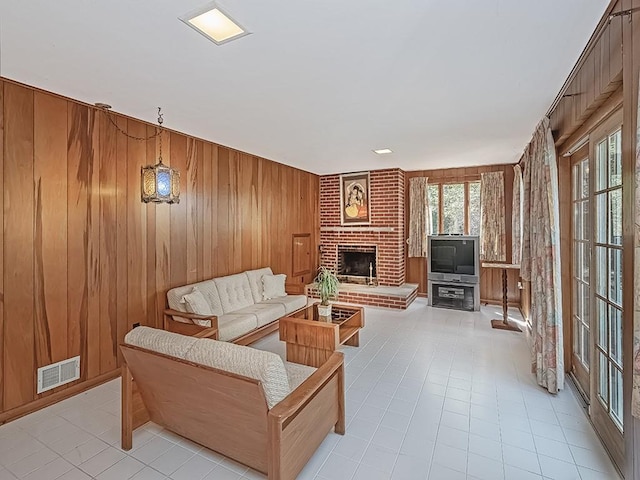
[428,281,479,312]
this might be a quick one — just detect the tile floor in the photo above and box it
[0,299,621,480]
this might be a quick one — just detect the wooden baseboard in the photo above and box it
[0,370,120,425]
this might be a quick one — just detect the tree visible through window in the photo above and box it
[468,182,481,235]
[428,184,439,235]
[429,181,481,236]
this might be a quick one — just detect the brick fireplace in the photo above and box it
[319,169,406,287]
[311,168,416,309]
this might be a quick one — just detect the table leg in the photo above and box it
[502,268,508,325]
[491,268,521,332]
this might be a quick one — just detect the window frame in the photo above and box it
[429,180,481,236]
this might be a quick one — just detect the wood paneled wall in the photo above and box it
[549,2,623,147]
[404,165,520,306]
[0,78,319,421]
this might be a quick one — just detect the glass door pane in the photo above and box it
[592,126,624,439]
[571,158,590,388]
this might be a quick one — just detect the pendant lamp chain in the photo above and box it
[157,107,164,163]
[95,103,180,204]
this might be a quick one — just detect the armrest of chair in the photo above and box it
[267,352,345,479]
[268,352,344,426]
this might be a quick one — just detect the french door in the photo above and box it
[571,156,590,396]
[570,111,623,470]
[589,115,623,468]
[571,112,629,469]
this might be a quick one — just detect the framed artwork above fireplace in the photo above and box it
[340,171,370,225]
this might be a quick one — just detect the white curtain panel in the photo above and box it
[479,171,506,261]
[521,117,564,394]
[512,164,524,265]
[408,177,429,258]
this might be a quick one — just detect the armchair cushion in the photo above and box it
[285,362,317,390]
[124,327,198,359]
[184,338,291,409]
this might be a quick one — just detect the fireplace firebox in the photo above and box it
[337,245,377,284]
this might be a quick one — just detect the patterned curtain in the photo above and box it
[512,164,524,265]
[633,74,640,418]
[521,117,564,393]
[479,171,506,261]
[408,177,429,257]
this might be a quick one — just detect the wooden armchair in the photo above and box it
[120,329,345,480]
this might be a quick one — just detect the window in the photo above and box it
[429,181,481,235]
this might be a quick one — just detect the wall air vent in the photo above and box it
[37,356,80,394]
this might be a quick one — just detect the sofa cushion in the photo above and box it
[180,287,215,326]
[167,280,223,317]
[285,362,317,391]
[262,274,287,300]
[214,273,255,313]
[185,337,291,409]
[244,267,274,304]
[217,313,259,342]
[125,326,198,359]
[233,303,286,328]
[261,294,307,315]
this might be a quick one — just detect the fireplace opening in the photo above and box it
[337,245,377,283]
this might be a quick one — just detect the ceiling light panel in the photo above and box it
[180,3,250,45]
[373,148,393,155]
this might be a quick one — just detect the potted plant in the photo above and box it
[315,266,340,317]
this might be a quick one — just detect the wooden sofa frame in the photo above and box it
[120,331,345,480]
[163,303,307,346]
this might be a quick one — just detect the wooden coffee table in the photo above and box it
[279,303,364,367]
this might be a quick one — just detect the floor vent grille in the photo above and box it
[37,356,80,394]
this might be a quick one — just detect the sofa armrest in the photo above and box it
[163,308,217,323]
[163,309,219,337]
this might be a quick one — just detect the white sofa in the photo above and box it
[164,267,307,343]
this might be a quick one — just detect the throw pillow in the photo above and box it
[262,274,287,300]
[180,287,214,327]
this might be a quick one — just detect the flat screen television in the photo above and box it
[428,235,480,283]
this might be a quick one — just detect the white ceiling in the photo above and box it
[0,0,607,174]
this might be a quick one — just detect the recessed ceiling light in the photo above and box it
[373,148,393,155]
[180,3,250,45]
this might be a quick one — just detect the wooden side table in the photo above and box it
[482,263,521,332]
